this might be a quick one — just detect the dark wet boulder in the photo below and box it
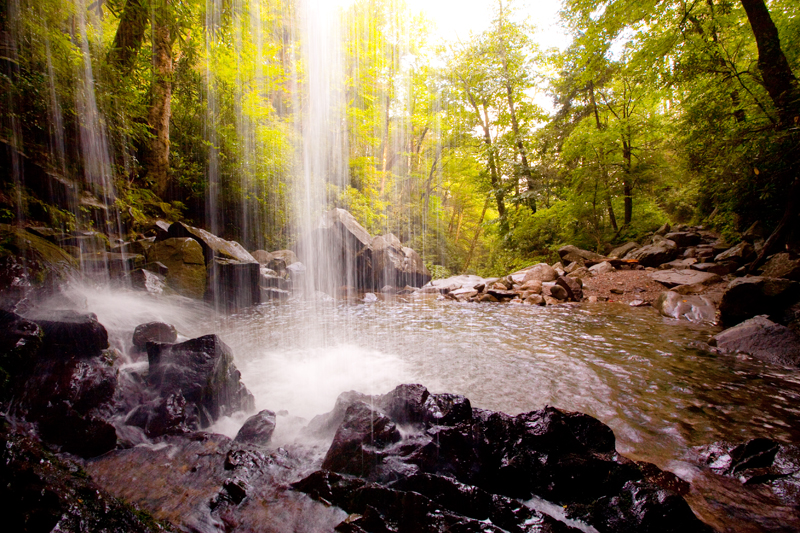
[128,268,169,295]
[235,409,277,445]
[132,322,177,349]
[0,310,42,396]
[321,401,401,478]
[715,241,755,265]
[31,309,109,358]
[0,416,171,532]
[548,284,569,301]
[710,315,800,366]
[145,237,207,299]
[567,479,713,533]
[718,276,800,328]
[147,334,255,427]
[207,258,261,309]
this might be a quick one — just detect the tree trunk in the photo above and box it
[740,0,800,127]
[740,0,800,271]
[589,80,618,232]
[463,197,490,272]
[108,0,149,73]
[148,0,173,199]
[622,137,633,226]
[500,45,535,212]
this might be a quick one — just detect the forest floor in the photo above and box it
[580,267,729,306]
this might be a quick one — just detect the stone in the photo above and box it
[30,309,109,358]
[610,242,641,259]
[549,284,569,301]
[658,258,697,270]
[655,222,671,236]
[760,253,800,281]
[80,251,145,277]
[207,258,261,309]
[558,245,605,266]
[477,293,499,303]
[146,335,255,427]
[167,222,257,265]
[610,288,624,295]
[742,221,766,243]
[234,409,277,445]
[270,249,299,267]
[426,275,486,293]
[556,275,583,301]
[690,262,732,276]
[321,401,401,478]
[714,241,755,264]
[260,271,290,291]
[719,276,800,328]
[589,261,615,275]
[627,239,678,267]
[522,263,558,283]
[57,231,109,254]
[520,279,542,294]
[372,233,432,288]
[128,268,168,294]
[654,292,716,324]
[145,237,207,299]
[649,269,721,288]
[251,250,275,265]
[665,232,701,248]
[0,310,42,394]
[132,322,177,349]
[711,316,800,366]
[568,266,592,279]
[261,287,290,302]
[524,294,545,305]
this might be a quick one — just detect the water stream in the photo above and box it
[75,284,800,532]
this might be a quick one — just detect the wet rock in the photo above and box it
[627,238,678,267]
[520,279,543,293]
[558,245,605,267]
[251,250,274,265]
[0,417,171,532]
[610,242,640,259]
[80,251,145,277]
[147,335,255,427]
[548,284,569,301]
[261,287,290,301]
[654,292,716,324]
[760,253,800,281]
[478,293,500,303]
[649,269,721,288]
[31,309,109,358]
[0,310,42,395]
[168,221,257,265]
[525,294,545,305]
[270,249,299,268]
[718,276,800,328]
[57,231,110,254]
[235,410,277,445]
[145,237,207,299]
[321,401,402,478]
[132,322,177,349]
[37,403,118,457]
[487,288,518,301]
[128,268,169,294]
[207,258,261,309]
[711,315,800,367]
[0,225,78,303]
[715,241,755,265]
[556,275,583,301]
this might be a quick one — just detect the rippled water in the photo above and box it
[75,287,800,531]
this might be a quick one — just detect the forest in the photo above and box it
[1,0,798,278]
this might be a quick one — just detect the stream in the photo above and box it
[78,285,800,532]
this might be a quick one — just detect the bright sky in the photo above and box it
[404,0,571,51]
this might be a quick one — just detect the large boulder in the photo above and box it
[234,409,277,445]
[714,241,755,265]
[167,222,257,265]
[146,335,255,427]
[654,292,716,324]
[627,238,678,267]
[296,384,712,533]
[558,245,605,266]
[718,276,800,328]
[610,242,640,259]
[145,237,207,299]
[711,315,800,366]
[665,232,701,248]
[760,253,800,281]
[132,322,177,349]
[522,263,558,283]
[649,269,721,288]
[207,258,261,309]
[296,208,375,293]
[372,233,431,288]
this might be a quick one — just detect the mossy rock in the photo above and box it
[145,238,206,299]
[0,225,78,299]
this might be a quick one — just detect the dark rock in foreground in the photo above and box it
[718,276,800,328]
[295,384,713,533]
